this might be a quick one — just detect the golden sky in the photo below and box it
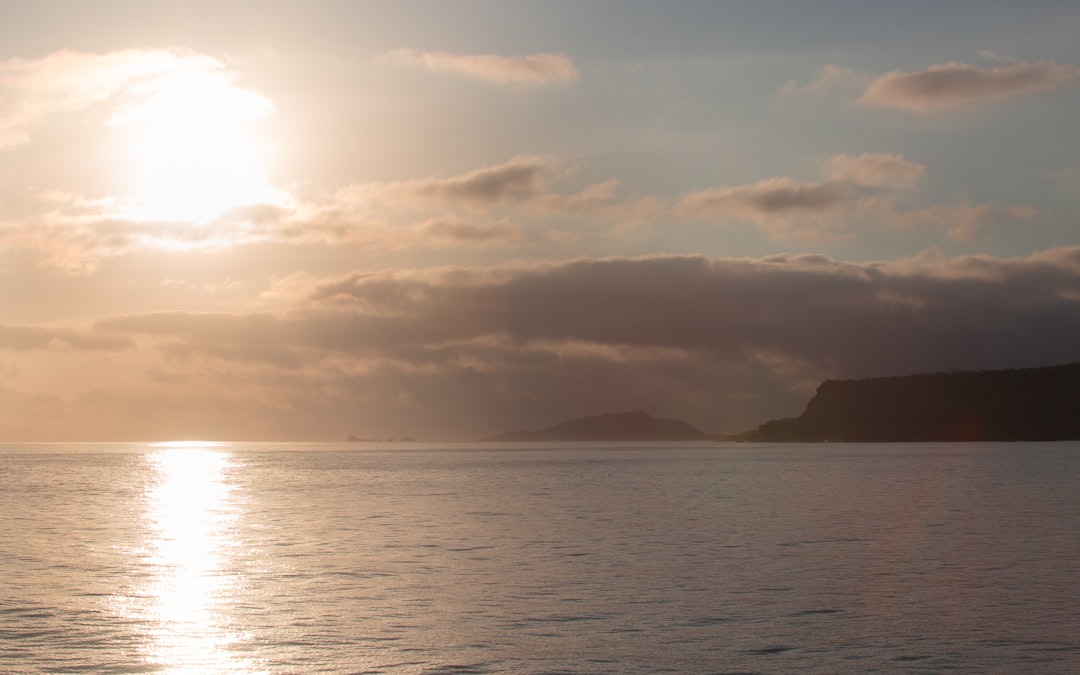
[2,1,1080,440]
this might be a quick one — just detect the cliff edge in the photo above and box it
[736,362,1080,442]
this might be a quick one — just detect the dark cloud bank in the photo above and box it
[85,247,1080,440]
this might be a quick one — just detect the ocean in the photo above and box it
[2,441,1079,673]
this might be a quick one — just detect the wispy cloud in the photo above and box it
[782,55,1080,113]
[886,201,1045,242]
[377,49,579,87]
[0,192,285,272]
[677,153,1043,241]
[3,147,1045,271]
[680,178,851,240]
[315,157,652,247]
[822,153,926,190]
[331,155,556,213]
[0,323,130,351]
[419,217,523,245]
[3,155,643,268]
[411,155,553,207]
[861,56,1080,112]
[0,48,258,148]
[777,64,872,98]
[679,154,925,240]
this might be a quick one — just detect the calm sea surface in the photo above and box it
[2,441,1079,673]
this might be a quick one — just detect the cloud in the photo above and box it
[679,178,852,240]
[0,48,254,148]
[527,178,618,213]
[330,155,555,215]
[885,201,1045,242]
[777,65,872,98]
[377,49,579,87]
[411,155,552,207]
[4,155,646,268]
[0,192,285,272]
[860,57,1080,112]
[822,153,926,190]
[6,248,1080,439]
[0,323,131,351]
[49,247,1073,440]
[1,157,551,268]
[0,47,287,266]
[681,155,927,221]
[303,157,658,249]
[681,178,850,219]
[3,148,1043,271]
[782,56,1080,112]
[678,153,1039,242]
[419,217,523,245]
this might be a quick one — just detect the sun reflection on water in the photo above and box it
[141,444,259,673]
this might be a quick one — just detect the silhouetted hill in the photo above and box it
[735,362,1080,442]
[484,411,708,442]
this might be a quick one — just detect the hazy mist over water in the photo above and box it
[2,442,1079,673]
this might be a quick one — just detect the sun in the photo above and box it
[111,68,284,223]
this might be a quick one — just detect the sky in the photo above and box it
[2,0,1080,440]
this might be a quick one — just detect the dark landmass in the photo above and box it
[483,410,709,442]
[733,362,1080,442]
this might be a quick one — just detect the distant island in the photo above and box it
[483,410,709,442]
[733,362,1080,442]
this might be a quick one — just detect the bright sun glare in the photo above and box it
[111,70,282,224]
[141,446,253,672]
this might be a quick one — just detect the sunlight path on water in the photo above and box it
[138,444,261,674]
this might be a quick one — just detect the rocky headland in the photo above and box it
[734,362,1080,442]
